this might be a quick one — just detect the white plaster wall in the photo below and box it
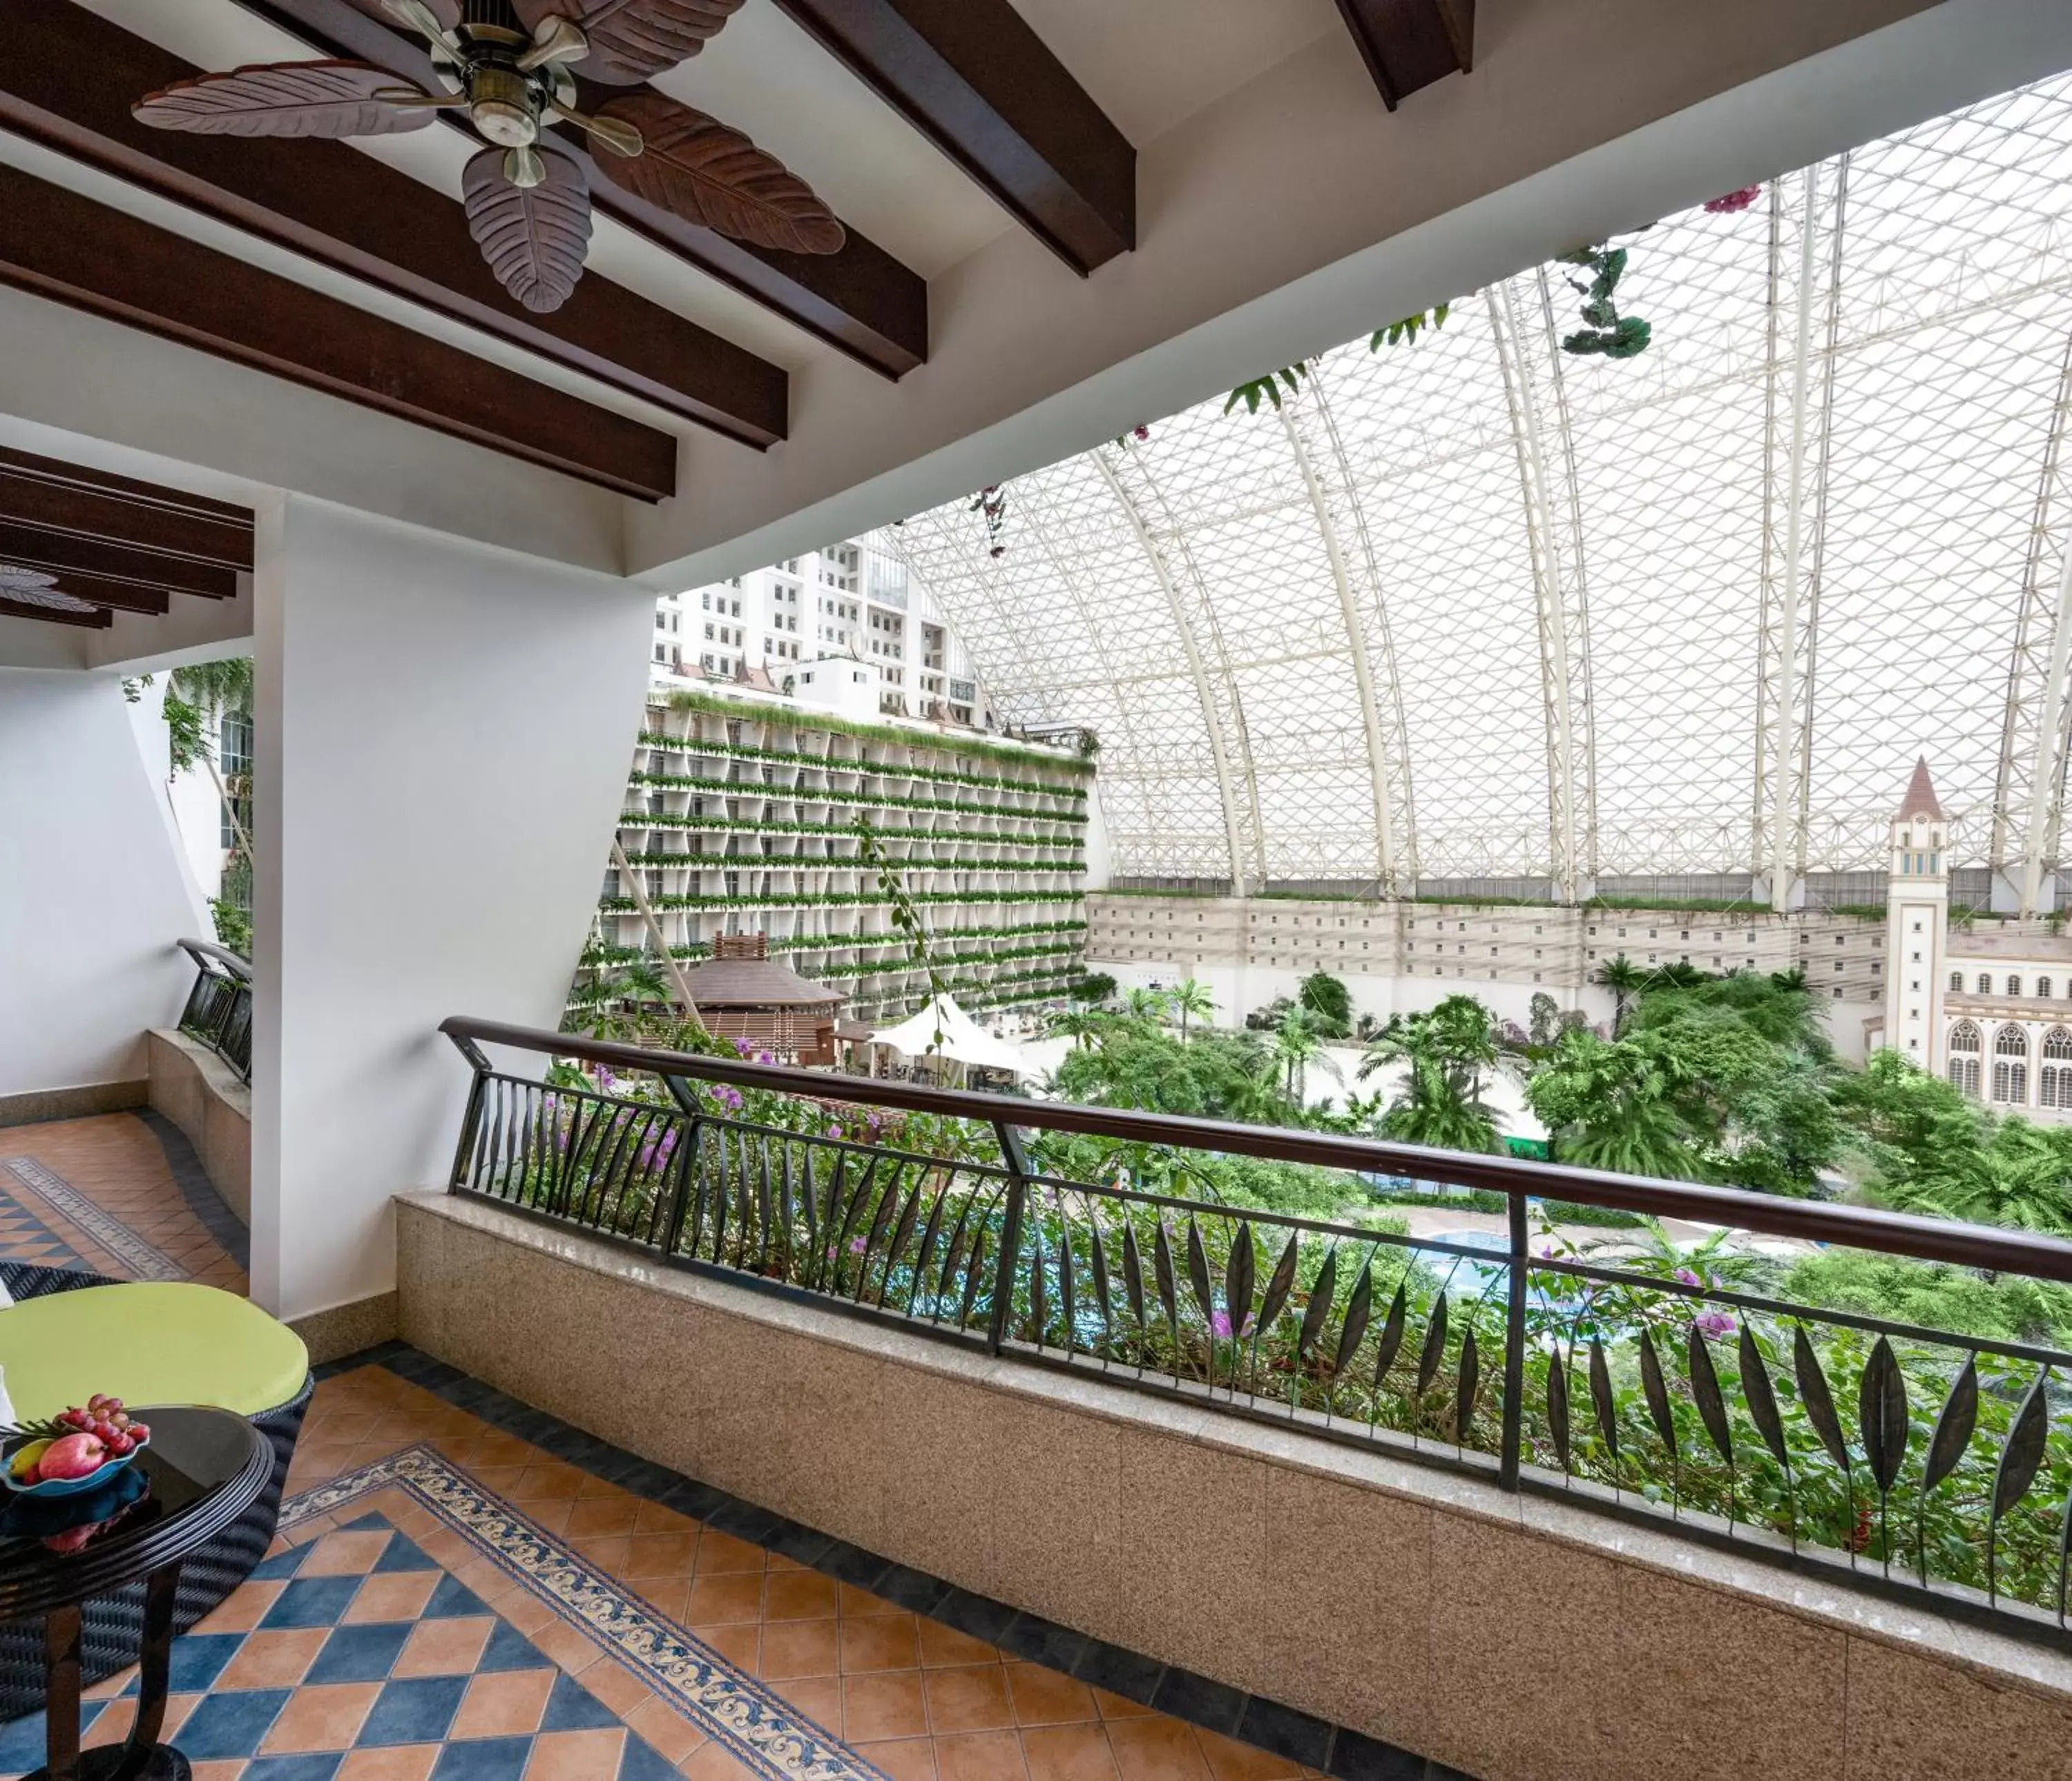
[251,497,655,1324]
[0,669,207,1097]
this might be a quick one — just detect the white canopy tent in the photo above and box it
[868,995,1030,1076]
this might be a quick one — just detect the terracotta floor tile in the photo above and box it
[765,1571,840,1621]
[565,1496,642,1539]
[925,1665,1016,1734]
[858,1737,941,1781]
[524,1617,604,1676]
[624,1530,702,1579]
[843,1670,930,1742]
[698,1622,762,1676]
[1092,1690,1158,1723]
[762,1619,842,1680]
[920,1622,1001,1669]
[687,1572,767,1625]
[259,1680,383,1753]
[298,1530,395,1577]
[838,1584,903,1618]
[1023,1725,1124,1781]
[934,1728,1033,1781]
[450,1668,557,1740]
[1007,1665,1100,1728]
[576,1655,655,1719]
[623,1695,709,1764]
[195,1579,287,1634]
[525,1726,628,1778]
[678,1742,762,1781]
[1192,1731,1304,1781]
[634,1501,699,1535]
[83,1696,137,1748]
[337,1744,442,1780]
[692,1531,768,1574]
[1105,1719,1213,1781]
[392,1615,495,1678]
[767,1673,845,1733]
[214,1627,329,1692]
[841,1614,921,1675]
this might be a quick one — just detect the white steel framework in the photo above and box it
[890,74,2072,894]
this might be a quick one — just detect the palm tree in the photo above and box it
[1594,953,1648,1036]
[1359,996,1502,1154]
[1122,987,1173,1028]
[1270,1007,1341,1103]
[1048,1006,1109,1051]
[1169,978,1216,1044]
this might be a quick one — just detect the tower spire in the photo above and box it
[1898,756,1945,821]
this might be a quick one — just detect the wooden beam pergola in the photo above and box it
[0,594,111,629]
[767,0,1135,276]
[0,522,240,600]
[0,1,787,450]
[1334,0,1475,110]
[232,0,930,380]
[0,160,678,500]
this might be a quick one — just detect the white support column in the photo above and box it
[251,497,655,1324]
[1488,274,1598,903]
[1278,372,1419,896]
[1754,163,1847,911]
[1991,333,2072,917]
[1092,449,1265,894]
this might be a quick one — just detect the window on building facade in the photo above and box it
[2043,1027,2072,1108]
[2009,976,2024,998]
[1979,973,1993,993]
[1993,1025,2031,1104]
[2042,977,2055,999]
[1948,1020,1983,1098]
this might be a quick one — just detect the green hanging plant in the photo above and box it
[1371,303,1451,349]
[1557,245,1652,359]
[1225,363,1309,415]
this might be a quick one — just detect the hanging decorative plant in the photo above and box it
[1111,423,1151,450]
[1557,245,1651,359]
[970,484,1009,558]
[1225,363,1308,415]
[1371,303,1451,349]
[1704,185,1763,214]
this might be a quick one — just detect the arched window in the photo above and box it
[1979,973,1993,993]
[1948,1020,1983,1099]
[2010,976,2024,998]
[2042,977,2055,1000]
[1993,1025,2031,1105]
[1950,971,1964,992]
[2041,1027,2072,1109]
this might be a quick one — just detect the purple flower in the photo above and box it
[1536,1243,1559,1260]
[733,1038,756,1058]
[1674,1267,1702,1288]
[849,1236,868,1255]
[1694,1308,1736,1342]
[1209,1311,1254,1340]
[593,1065,617,1091]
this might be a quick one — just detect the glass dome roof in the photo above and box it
[888,74,2072,906]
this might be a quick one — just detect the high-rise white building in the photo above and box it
[649,540,991,727]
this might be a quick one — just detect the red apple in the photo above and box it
[36,1432,108,1481]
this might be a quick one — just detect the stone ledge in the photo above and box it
[396,1190,2072,1781]
[145,1027,249,1225]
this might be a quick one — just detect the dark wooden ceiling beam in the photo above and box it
[0,161,677,500]
[1334,0,1475,110]
[2,2,784,449]
[38,573,173,616]
[767,0,1133,276]
[0,523,240,599]
[232,0,929,379]
[0,466,252,567]
[0,594,109,629]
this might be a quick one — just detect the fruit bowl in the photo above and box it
[1,1433,150,1500]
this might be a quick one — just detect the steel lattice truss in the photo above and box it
[889,76,2072,902]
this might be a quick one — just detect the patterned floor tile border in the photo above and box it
[282,1443,893,1781]
[0,1156,185,1282]
[0,1181,84,1273]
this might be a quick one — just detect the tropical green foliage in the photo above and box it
[1296,970,1352,1038]
[1359,996,1502,1154]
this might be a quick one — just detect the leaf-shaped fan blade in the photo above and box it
[463,145,593,314]
[1858,1335,1908,1496]
[1688,1324,1733,1465]
[0,563,59,596]
[1993,1368,2052,1519]
[339,0,461,30]
[589,95,846,255]
[1638,1327,1676,1455]
[1921,1354,1978,1494]
[1792,1325,1852,1474]
[133,62,437,139]
[1738,1324,1790,1469]
[516,0,746,82]
[1256,1232,1301,1335]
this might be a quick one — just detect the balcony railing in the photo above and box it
[177,938,252,1083]
[440,1016,2072,1646]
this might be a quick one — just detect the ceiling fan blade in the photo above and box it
[0,562,59,597]
[133,62,440,139]
[463,143,595,314]
[588,94,845,256]
[512,0,746,84]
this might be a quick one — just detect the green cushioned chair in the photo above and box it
[0,1266,314,1725]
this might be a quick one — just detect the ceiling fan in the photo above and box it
[0,563,95,616]
[132,0,845,315]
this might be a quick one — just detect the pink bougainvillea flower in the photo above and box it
[1705,185,1762,213]
[1674,1267,1702,1288]
[1694,1308,1736,1341]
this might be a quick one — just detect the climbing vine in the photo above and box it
[1371,303,1451,348]
[970,484,1009,558]
[1224,363,1309,415]
[1556,245,1651,359]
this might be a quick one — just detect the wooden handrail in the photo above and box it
[439,1014,2072,1283]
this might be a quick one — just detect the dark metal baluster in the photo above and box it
[1499,1190,1528,1492]
[987,1124,1032,1357]
[445,1034,494,1192]
[659,1118,705,1258]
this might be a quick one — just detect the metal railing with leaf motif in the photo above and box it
[176,940,251,1083]
[441,1016,2072,1643]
